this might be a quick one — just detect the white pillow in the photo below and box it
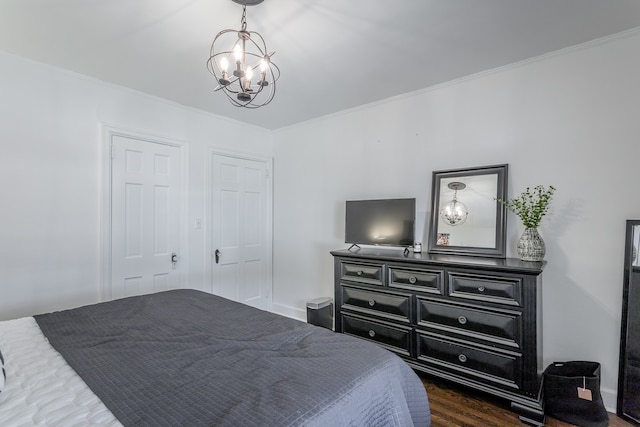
[0,349,5,393]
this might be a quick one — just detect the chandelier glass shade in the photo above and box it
[439,182,469,226]
[207,2,280,108]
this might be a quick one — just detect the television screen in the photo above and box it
[345,198,415,247]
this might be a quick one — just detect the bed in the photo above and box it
[0,289,430,426]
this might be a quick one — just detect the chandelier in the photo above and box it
[206,0,280,108]
[439,182,469,226]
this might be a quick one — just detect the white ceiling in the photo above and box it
[2,0,640,130]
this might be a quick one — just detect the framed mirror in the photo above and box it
[617,219,640,425]
[427,164,508,258]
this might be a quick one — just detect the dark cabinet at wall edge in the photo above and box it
[331,248,545,426]
[618,219,640,426]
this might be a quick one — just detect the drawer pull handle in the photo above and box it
[458,354,468,363]
[457,316,468,325]
[368,299,376,307]
[409,276,417,284]
[357,270,363,276]
[477,286,486,292]
[368,330,376,338]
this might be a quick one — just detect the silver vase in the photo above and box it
[517,228,545,261]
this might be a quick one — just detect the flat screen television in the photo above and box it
[345,198,416,247]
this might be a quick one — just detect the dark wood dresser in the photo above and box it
[331,247,545,426]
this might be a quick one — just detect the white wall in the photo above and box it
[272,29,640,409]
[0,51,273,321]
[3,26,639,412]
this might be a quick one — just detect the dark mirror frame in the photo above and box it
[427,164,508,258]
[617,219,640,425]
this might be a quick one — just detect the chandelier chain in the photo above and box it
[240,5,247,32]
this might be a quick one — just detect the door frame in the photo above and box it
[206,148,273,310]
[101,124,189,301]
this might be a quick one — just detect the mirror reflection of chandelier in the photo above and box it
[440,182,469,226]
[206,0,280,108]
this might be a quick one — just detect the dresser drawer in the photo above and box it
[342,314,412,356]
[340,261,384,286]
[417,299,521,348]
[341,286,411,322]
[448,271,521,306]
[389,266,443,294]
[417,332,522,390]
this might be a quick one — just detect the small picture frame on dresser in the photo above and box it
[436,233,450,246]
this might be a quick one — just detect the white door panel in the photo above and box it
[211,154,271,310]
[111,135,182,300]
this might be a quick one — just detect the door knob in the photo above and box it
[214,249,221,264]
[171,253,178,269]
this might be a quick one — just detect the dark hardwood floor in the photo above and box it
[420,374,633,426]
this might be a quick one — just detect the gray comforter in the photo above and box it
[35,289,430,426]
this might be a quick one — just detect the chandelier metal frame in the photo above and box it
[206,1,280,108]
[439,182,469,226]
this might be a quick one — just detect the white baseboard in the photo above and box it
[272,302,306,322]
[601,386,617,413]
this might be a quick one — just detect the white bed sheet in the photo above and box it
[0,317,121,427]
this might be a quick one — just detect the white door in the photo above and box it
[110,135,182,300]
[211,153,271,310]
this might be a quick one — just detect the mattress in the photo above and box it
[0,290,430,426]
[0,317,121,426]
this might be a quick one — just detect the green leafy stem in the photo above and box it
[496,185,556,229]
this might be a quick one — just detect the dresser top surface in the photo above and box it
[330,247,545,274]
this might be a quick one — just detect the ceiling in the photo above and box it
[2,0,640,130]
